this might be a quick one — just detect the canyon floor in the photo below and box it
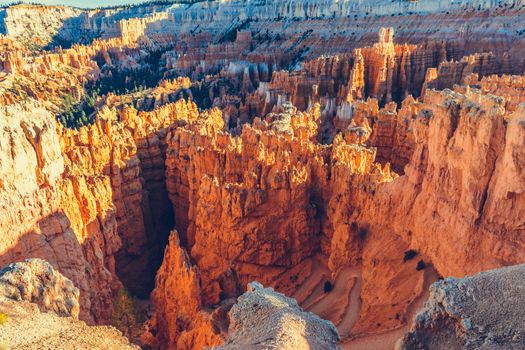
[1,0,525,349]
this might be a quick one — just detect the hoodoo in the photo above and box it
[0,0,524,349]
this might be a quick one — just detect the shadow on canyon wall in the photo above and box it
[0,211,115,323]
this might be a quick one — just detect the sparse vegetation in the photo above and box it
[416,260,427,271]
[403,249,418,262]
[111,288,140,338]
[57,46,168,129]
[56,89,99,129]
[0,313,8,326]
[358,226,368,240]
[323,281,333,293]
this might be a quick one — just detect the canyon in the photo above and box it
[0,0,524,349]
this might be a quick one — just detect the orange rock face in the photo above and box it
[151,77,525,346]
[2,2,525,349]
[146,231,223,350]
[0,99,200,323]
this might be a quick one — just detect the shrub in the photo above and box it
[56,89,99,129]
[358,227,368,240]
[416,260,427,271]
[323,281,333,293]
[112,288,139,338]
[403,249,418,262]
[0,313,8,326]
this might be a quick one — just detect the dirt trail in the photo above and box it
[340,267,439,350]
[336,269,362,338]
[306,267,357,325]
[294,256,331,308]
[295,258,439,350]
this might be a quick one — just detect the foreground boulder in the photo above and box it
[397,264,525,350]
[0,297,138,350]
[216,282,340,350]
[0,258,138,349]
[0,258,80,318]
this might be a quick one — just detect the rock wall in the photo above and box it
[153,79,525,346]
[0,99,201,322]
[164,102,393,306]
[2,73,524,346]
[1,1,525,348]
[0,4,82,48]
[364,88,525,278]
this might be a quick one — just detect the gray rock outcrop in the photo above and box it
[397,264,525,350]
[0,258,80,318]
[215,281,341,350]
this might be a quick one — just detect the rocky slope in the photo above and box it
[217,281,340,350]
[397,264,525,350]
[0,259,137,350]
[0,258,80,318]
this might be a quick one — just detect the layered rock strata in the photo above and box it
[1,1,525,349]
[0,99,200,322]
[153,82,525,347]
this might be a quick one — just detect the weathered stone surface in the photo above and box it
[0,99,201,323]
[1,2,525,349]
[145,230,223,350]
[397,264,525,350]
[0,296,138,350]
[216,282,340,350]
[0,258,79,319]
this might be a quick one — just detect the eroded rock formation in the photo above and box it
[145,231,224,350]
[0,258,80,318]
[1,1,525,349]
[217,281,340,350]
[397,264,525,350]
[0,99,200,322]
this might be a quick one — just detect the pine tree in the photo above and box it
[111,288,138,338]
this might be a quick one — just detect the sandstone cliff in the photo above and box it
[0,99,200,322]
[1,2,525,349]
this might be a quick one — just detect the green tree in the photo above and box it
[111,288,138,338]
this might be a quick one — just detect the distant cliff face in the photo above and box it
[3,0,525,55]
[0,5,82,48]
[0,1,525,349]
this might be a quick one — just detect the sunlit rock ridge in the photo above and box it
[0,0,524,349]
